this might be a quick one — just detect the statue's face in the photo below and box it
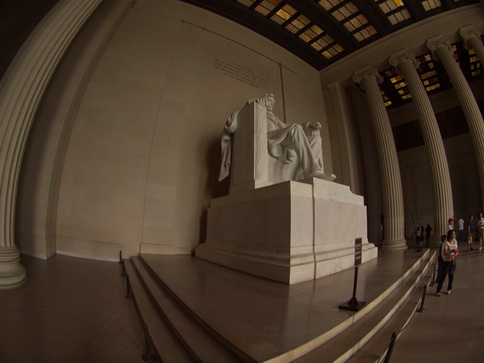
[266,94,275,109]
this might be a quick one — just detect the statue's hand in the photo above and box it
[308,122,321,129]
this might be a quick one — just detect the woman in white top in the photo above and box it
[436,229,459,297]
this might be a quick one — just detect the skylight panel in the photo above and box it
[381,90,393,107]
[270,4,297,25]
[374,0,411,25]
[420,0,442,11]
[310,34,333,50]
[353,26,377,41]
[237,0,256,7]
[299,24,324,43]
[287,14,311,33]
[467,49,482,78]
[318,0,344,10]
[318,1,376,42]
[322,44,344,59]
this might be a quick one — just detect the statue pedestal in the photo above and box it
[196,179,378,285]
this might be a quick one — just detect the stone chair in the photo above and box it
[227,102,319,194]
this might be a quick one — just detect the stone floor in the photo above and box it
[389,248,484,363]
[0,255,145,363]
[140,250,428,362]
[0,247,482,362]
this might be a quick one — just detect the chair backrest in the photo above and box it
[229,102,271,194]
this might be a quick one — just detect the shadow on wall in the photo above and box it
[197,138,230,250]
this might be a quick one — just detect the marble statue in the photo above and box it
[219,93,335,183]
[200,95,375,285]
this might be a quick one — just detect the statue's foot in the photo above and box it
[310,171,325,178]
[310,171,336,181]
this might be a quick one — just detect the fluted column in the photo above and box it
[0,0,103,287]
[460,26,484,66]
[353,67,407,251]
[454,30,484,208]
[389,50,454,245]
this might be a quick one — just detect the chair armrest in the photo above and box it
[303,122,321,137]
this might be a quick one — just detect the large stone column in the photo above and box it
[389,50,454,244]
[0,0,103,287]
[460,26,484,66]
[457,28,484,207]
[353,67,407,251]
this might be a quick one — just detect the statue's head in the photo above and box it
[260,93,275,111]
[265,93,275,105]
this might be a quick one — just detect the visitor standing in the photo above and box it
[457,217,464,243]
[468,215,475,251]
[416,223,424,251]
[425,224,433,248]
[436,229,459,297]
[435,234,446,283]
[478,213,484,251]
[447,218,454,232]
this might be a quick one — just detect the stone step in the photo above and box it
[123,260,194,362]
[128,249,434,362]
[345,254,437,363]
[129,256,243,363]
[292,250,436,363]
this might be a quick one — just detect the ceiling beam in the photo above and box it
[352,0,393,36]
[440,0,457,10]
[178,0,328,69]
[403,1,426,21]
[284,0,359,53]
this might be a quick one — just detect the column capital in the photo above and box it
[389,49,418,70]
[352,66,383,85]
[460,25,481,50]
[427,35,452,61]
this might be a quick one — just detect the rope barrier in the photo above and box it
[376,264,436,363]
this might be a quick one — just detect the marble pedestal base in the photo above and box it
[196,179,378,285]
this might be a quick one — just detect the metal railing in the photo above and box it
[377,265,436,363]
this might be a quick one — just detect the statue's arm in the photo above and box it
[302,122,322,136]
[246,96,264,106]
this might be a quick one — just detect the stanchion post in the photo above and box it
[119,250,127,276]
[142,324,157,363]
[348,266,360,309]
[416,284,427,313]
[120,260,127,276]
[339,238,366,311]
[125,275,134,299]
[429,266,435,287]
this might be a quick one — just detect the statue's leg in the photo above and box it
[285,124,321,178]
[307,135,323,171]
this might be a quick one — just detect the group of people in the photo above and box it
[466,213,484,250]
[434,212,484,297]
[414,223,433,251]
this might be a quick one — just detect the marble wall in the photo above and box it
[16,0,329,260]
[398,133,480,240]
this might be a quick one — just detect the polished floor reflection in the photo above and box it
[140,251,426,362]
[387,250,484,363]
[0,249,482,362]
[0,255,145,363]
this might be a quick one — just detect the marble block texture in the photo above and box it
[196,178,378,284]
